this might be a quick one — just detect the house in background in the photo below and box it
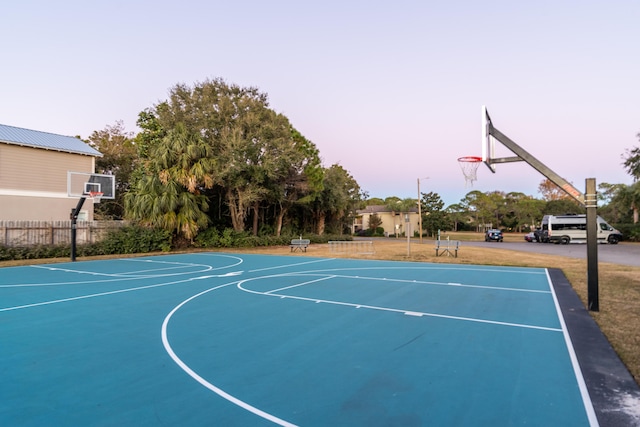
[353,205,420,236]
[0,123,102,221]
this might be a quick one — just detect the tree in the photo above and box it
[502,192,544,232]
[124,123,211,240]
[311,165,363,235]
[538,178,577,201]
[621,140,640,222]
[126,78,324,237]
[87,121,137,219]
[615,182,640,223]
[445,203,468,231]
[368,213,383,231]
[266,127,323,236]
[421,191,450,237]
[366,197,385,205]
[622,144,640,182]
[544,199,584,215]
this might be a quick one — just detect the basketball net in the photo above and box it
[89,191,104,204]
[457,156,482,187]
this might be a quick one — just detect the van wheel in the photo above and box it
[560,236,570,245]
[608,235,619,244]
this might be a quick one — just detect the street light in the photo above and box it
[417,177,430,244]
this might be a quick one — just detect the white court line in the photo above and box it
[294,265,548,277]
[248,257,334,273]
[265,276,336,294]
[291,272,551,294]
[546,270,599,426]
[161,283,298,427]
[2,255,244,288]
[0,275,216,312]
[236,275,562,332]
[30,263,214,279]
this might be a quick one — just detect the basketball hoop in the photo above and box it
[88,191,104,204]
[457,156,482,187]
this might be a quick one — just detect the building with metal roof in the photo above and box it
[1,123,103,222]
[0,123,102,157]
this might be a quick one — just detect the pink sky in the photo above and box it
[2,1,638,206]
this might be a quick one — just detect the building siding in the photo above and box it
[0,143,96,221]
[355,209,420,236]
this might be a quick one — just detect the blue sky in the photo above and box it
[2,1,639,206]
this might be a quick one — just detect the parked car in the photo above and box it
[524,232,536,242]
[485,229,503,242]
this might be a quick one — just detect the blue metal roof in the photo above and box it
[0,123,102,157]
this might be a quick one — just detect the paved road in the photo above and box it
[461,240,640,267]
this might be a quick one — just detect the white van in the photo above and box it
[540,214,622,244]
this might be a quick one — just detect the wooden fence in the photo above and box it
[0,221,127,247]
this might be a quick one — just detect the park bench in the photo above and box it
[290,238,310,252]
[434,239,460,258]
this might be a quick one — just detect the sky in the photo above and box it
[2,1,639,207]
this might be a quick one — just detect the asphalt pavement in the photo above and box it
[461,240,640,267]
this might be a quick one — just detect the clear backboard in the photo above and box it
[481,105,496,172]
[67,172,115,199]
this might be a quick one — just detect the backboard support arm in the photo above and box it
[487,124,585,206]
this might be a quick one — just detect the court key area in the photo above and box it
[0,253,620,426]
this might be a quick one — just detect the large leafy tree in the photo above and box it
[126,78,322,236]
[265,127,323,236]
[312,164,363,235]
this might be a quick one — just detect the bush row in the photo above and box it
[194,228,352,248]
[0,226,353,261]
[615,223,640,242]
[0,226,172,261]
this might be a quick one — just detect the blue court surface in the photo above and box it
[0,253,632,426]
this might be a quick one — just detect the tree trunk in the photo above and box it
[252,202,259,236]
[275,205,287,237]
[226,189,245,232]
[316,212,326,235]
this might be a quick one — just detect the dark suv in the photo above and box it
[485,229,503,242]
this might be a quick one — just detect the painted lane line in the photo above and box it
[0,276,216,312]
[161,284,298,427]
[17,254,244,287]
[263,272,551,295]
[546,269,599,426]
[0,275,161,288]
[297,265,548,276]
[30,263,214,279]
[123,254,244,270]
[248,257,335,273]
[238,281,562,332]
[265,276,335,294]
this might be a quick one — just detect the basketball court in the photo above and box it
[2,252,635,426]
[1,109,638,426]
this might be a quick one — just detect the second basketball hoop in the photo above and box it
[457,156,482,187]
[89,191,104,204]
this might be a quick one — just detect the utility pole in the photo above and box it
[417,177,429,244]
